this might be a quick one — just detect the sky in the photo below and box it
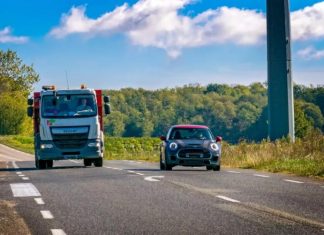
[0,0,324,91]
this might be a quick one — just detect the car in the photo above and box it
[160,125,222,171]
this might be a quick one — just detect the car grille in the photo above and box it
[178,149,211,159]
[52,133,88,149]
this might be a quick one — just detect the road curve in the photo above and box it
[0,144,324,235]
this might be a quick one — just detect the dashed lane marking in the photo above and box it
[51,229,67,235]
[18,174,25,177]
[12,161,19,169]
[41,210,54,219]
[112,168,122,170]
[216,195,240,203]
[135,173,144,176]
[284,179,304,184]
[22,177,29,180]
[144,176,164,182]
[16,172,22,174]
[34,198,45,205]
[226,171,241,174]
[10,183,41,197]
[254,174,270,178]
[104,166,113,169]
[128,170,136,173]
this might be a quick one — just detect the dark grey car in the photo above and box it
[160,125,222,171]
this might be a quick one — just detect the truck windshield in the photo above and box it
[42,94,97,118]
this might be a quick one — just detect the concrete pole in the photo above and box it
[267,0,295,141]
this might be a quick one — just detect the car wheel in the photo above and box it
[160,155,165,170]
[84,159,92,167]
[94,158,103,167]
[47,160,53,168]
[206,166,212,171]
[38,160,47,169]
[213,165,221,171]
[165,159,172,171]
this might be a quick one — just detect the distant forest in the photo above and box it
[103,83,324,143]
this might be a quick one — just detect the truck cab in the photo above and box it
[27,85,110,169]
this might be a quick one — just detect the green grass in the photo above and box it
[0,131,323,179]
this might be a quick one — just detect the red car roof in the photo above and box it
[172,125,209,129]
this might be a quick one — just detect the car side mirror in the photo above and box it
[216,136,222,143]
[27,106,33,117]
[27,98,33,106]
[104,96,110,103]
[104,103,111,115]
[160,136,166,141]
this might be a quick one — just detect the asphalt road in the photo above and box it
[0,144,324,235]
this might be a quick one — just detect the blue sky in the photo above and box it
[0,0,324,91]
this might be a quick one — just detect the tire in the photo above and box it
[206,166,213,171]
[160,155,165,170]
[84,159,92,167]
[213,165,221,171]
[47,160,53,168]
[165,158,172,171]
[38,160,47,169]
[35,158,39,169]
[94,158,103,167]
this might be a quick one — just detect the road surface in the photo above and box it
[0,144,324,234]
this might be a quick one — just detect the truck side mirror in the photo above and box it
[28,98,33,106]
[27,106,33,117]
[104,103,111,115]
[104,96,110,103]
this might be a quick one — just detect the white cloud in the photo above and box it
[297,46,324,60]
[49,0,266,58]
[0,27,28,44]
[291,1,324,41]
[49,0,324,58]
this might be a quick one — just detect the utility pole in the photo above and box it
[267,0,295,141]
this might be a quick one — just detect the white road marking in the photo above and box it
[144,176,164,182]
[216,195,240,203]
[284,179,304,184]
[41,210,54,219]
[135,173,144,176]
[12,161,19,169]
[254,174,270,178]
[16,172,22,174]
[51,229,67,235]
[226,171,241,174]
[104,166,113,169]
[10,183,41,197]
[128,170,136,173]
[18,174,25,177]
[112,168,122,170]
[34,198,45,205]
[22,177,29,180]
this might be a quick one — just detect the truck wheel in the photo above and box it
[213,165,221,171]
[47,160,53,168]
[84,159,92,167]
[38,160,47,169]
[94,158,103,167]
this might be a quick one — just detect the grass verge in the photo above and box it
[0,131,323,178]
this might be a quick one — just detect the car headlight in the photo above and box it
[41,144,53,149]
[88,142,100,148]
[169,142,178,150]
[210,143,219,151]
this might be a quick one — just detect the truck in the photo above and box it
[27,85,110,169]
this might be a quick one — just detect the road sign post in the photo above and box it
[267,0,295,142]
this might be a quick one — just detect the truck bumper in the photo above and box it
[36,139,103,160]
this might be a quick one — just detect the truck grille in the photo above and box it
[52,133,88,149]
[178,149,211,159]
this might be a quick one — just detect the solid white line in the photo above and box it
[22,177,29,180]
[284,179,304,184]
[18,174,25,177]
[226,171,240,174]
[51,229,67,235]
[112,168,122,171]
[254,174,270,178]
[10,183,41,197]
[16,172,22,174]
[41,210,54,219]
[12,161,19,169]
[34,198,45,205]
[216,195,240,203]
[104,166,113,169]
[135,173,144,176]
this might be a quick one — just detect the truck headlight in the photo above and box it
[88,142,100,148]
[210,143,219,152]
[41,144,53,149]
[169,142,178,150]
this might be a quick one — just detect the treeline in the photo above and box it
[104,83,324,143]
[0,50,39,135]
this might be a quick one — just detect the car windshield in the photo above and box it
[169,128,213,140]
[41,94,97,118]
